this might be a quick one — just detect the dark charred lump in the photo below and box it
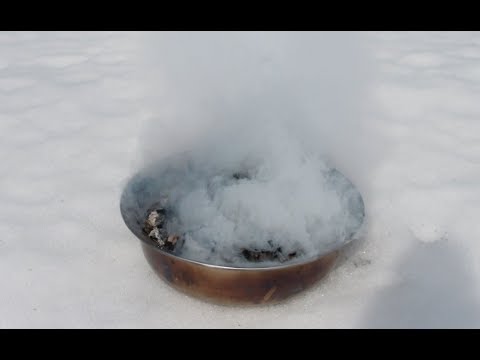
[232,171,251,180]
[143,203,183,252]
[241,240,299,263]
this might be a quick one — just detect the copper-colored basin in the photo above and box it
[120,157,365,305]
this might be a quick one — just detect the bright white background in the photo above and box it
[1,31,479,328]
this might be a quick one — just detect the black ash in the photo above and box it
[241,240,299,263]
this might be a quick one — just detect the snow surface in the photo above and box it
[1,31,480,328]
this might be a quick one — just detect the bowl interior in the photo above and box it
[120,156,365,269]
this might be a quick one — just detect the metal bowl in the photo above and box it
[120,156,365,305]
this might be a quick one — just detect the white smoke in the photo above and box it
[129,31,376,266]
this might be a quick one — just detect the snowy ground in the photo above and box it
[1,31,480,328]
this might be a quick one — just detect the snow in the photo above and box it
[1,31,480,328]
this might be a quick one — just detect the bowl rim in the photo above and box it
[133,229,346,271]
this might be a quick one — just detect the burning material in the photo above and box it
[142,202,184,253]
[139,168,306,265]
[241,240,299,263]
[143,203,300,263]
